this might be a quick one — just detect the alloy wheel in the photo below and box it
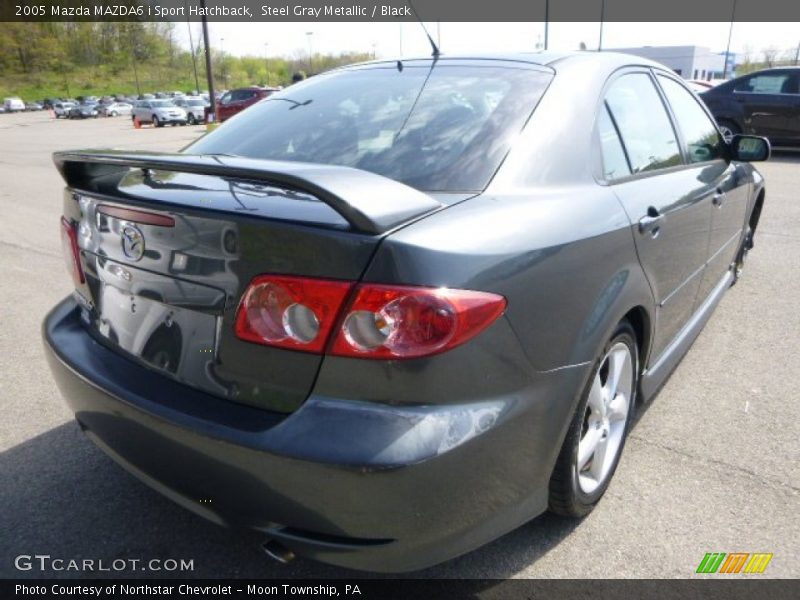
[576,342,633,494]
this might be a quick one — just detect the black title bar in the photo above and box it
[3,0,800,22]
[4,579,800,600]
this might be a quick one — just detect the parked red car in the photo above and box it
[207,86,279,123]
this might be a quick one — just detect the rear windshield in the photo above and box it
[186,64,552,192]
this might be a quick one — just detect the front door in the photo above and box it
[655,74,748,304]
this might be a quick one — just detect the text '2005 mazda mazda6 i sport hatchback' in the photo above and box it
[43,52,770,572]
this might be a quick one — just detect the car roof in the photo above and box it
[334,51,667,75]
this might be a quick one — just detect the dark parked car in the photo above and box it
[45,52,768,572]
[209,86,277,122]
[68,103,99,119]
[701,67,800,144]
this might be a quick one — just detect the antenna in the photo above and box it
[406,0,440,58]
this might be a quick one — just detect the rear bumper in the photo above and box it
[43,296,587,572]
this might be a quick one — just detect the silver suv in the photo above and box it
[131,99,187,127]
[173,96,209,125]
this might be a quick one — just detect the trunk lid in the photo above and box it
[55,150,442,413]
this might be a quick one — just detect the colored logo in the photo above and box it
[121,225,145,261]
[696,552,773,574]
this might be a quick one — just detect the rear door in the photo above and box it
[733,70,800,142]
[600,70,715,361]
[655,73,748,304]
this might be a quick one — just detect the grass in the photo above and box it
[0,64,272,101]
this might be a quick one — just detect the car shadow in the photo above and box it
[768,148,800,163]
[0,422,579,580]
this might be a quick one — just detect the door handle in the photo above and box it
[712,189,726,207]
[638,207,663,236]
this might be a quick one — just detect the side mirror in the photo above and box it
[730,134,770,162]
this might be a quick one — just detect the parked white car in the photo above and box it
[3,97,25,112]
[101,102,133,117]
[131,100,187,127]
[173,96,209,125]
[53,102,76,118]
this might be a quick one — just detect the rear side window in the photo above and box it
[657,75,724,164]
[734,73,795,94]
[604,73,682,174]
[186,64,552,192]
[596,104,631,180]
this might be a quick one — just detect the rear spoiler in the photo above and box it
[52,150,443,235]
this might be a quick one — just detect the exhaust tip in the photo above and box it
[261,539,295,564]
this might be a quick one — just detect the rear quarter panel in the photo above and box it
[362,186,655,373]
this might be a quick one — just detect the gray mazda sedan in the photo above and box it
[44,52,768,572]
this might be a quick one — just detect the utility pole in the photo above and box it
[794,40,800,65]
[722,0,737,79]
[200,0,216,121]
[598,0,605,51]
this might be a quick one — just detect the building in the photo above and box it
[606,46,729,81]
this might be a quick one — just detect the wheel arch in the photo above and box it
[621,305,652,375]
[749,186,766,235]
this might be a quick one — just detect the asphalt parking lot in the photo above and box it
[0,111,797,579]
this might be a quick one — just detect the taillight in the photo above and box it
[331,285,507,359]
[60,216,85,285]
[234,276,507,358]
[234,275,353,353]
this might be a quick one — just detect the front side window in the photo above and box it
[604,73,682,174]
[186,64,552,192]
[657,75,724,164]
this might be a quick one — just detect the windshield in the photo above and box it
[186,99,206,106]
[186,63,552,192]
[151,100,175,107]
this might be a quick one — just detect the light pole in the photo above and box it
[306,31,314,74]
[544,0,549,50]
[722,0,737,79]
[264,42,270,86]
[220,37,228,87]
[184,0,200,93]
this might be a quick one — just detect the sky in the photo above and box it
[174,22,800,62]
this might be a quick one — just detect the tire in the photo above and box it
[110,111,117,117]
[153,115,163,128]
[549,320,639,517]
[717,119,740,143]
[187,114,196,125]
